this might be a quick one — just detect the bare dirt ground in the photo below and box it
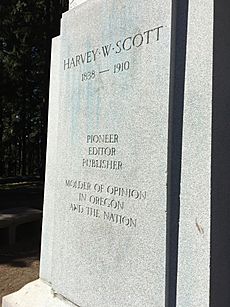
[0,238,40,306]
[0,180,43,306]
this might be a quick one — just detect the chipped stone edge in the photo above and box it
[2,279,79,307]
[69,0,88,10]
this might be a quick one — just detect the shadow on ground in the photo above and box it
[0,236,40,267]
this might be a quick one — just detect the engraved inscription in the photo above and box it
[83,134,123,171]
[63,26,164,71]
[65,179,147,228]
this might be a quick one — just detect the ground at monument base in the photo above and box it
[0,257,39,307]
[0,220,41,307]
[2,279,78,307]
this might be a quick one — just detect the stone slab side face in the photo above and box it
[51,0,172,306]
[39,36,61,283]
[176,0,213,306]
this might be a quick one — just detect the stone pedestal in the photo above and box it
[4,0,230,306]
[3,0,172,306]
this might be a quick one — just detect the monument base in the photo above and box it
[2,279,77,307]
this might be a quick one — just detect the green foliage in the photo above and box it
[0,0,68,177]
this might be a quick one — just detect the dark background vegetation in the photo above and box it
[0,2,70,296]
[0,0,68,180]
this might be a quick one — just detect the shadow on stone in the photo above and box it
[210,1,230,306]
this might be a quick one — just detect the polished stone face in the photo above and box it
[51,0,172,306]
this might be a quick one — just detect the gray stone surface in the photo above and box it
[176,0,213,306]
[39,36,61,284]
[69,0,87,10]
[6,0,230,306]
[50,0,172,306]
[2,279,76,307]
